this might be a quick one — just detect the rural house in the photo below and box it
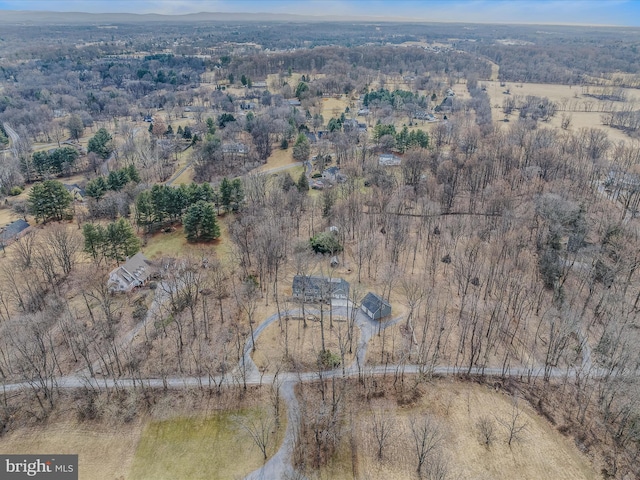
[361,292,392,320]
[379,153,402,166]
[292,275,350,302]
[0,219,30,248]
[64,183,86,201]
[108,252,152,292]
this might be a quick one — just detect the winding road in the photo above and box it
[0,298,608,479]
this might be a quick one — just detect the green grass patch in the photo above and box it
[142,227,190,259]
[129,406,285,480]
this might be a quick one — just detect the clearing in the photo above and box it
[129,405,285,480]
[315,380,597,480]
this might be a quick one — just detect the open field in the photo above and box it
[0,421,143,480]
[320,96,350,120]
[258,145,296,171]
[314,380,597,480]
[484,80,640,142]
[141,220,231,261]
[129,405,285,480]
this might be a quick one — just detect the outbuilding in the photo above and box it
[361,292,392,320]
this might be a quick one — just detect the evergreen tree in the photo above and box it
[297,172,309,193]
[184,201,220,242]
[85,176,109,200]
[126,164,141,183]
[87,128,114,159]
[230,178,244,212]
[104,218,141,262]
[82,223,105,260]
[292,133,311,162]
[219,177,232,212]
[28,180,73,223]
[281,172,296,191]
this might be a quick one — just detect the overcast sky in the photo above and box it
[0,0,638,26]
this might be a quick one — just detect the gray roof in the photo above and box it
[361,292,391,314]
[109,252,152,289]
[1,219,29,242]
[292,275,349,296]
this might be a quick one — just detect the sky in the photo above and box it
[0,0,638,26]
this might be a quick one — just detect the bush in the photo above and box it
[317,349,341,369]
[9,186,23,196]
[310,231,342,255]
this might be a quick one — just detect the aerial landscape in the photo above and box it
[0,0,640,478]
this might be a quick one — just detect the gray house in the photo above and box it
[108,252,152,292]
[0,219,30,247]
[361,292,392,320]
[292,275,350,302]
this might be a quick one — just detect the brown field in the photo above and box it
[320,96,350,120]
[0,421,143,480]
[252,313,359,373]
[258,145,296,171]
[485,80,640,142]
[314,380,597,480]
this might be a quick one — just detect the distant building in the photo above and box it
[361,292,392,320]
[378,153,402,166]
[292,275,350,302]
[322,166,346,183]
[64,183,86,201]
[250,81,268,89]
[222,142,249,156]
[0,219,30,247]
[357,108,370,116]
[287,99,301,107]
[108,252,152,293]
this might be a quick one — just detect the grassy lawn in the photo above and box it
[129,407,285,480]
[140,217,233,263]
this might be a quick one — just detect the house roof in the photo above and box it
[110,252,151,286]
[1,219,29,242]
[361,292,391,314]
[292,275,349,294]
[64,183,86,196]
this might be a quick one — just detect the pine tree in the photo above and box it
[184,201,220,242]
[297,172,309,193]
[28,180,73,223]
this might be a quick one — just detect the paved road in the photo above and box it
[0,299,610,480]
[3,123,19,157]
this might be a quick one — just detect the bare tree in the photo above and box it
[43,223,82,276]
[410,414,444,477]
[496,396,528,447]
[475,415,495,447]
[234,413,275,461]
[371,408,395,460]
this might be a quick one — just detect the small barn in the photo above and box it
[361,292,392,320]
